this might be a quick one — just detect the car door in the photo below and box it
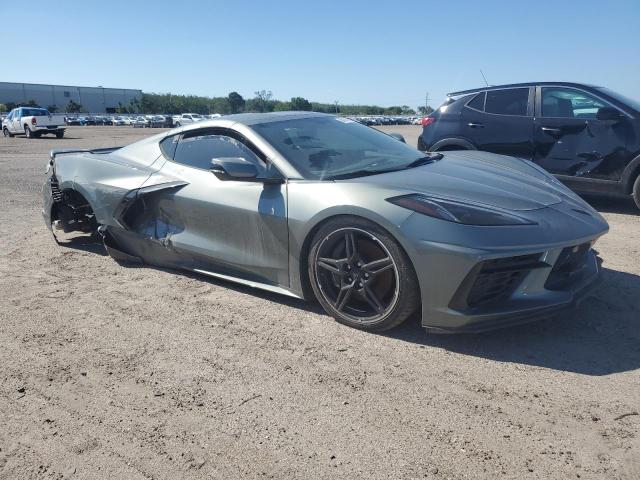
[154,128,289,287]
[11,108,23,133]
[533,86,631,180]
[461,87,535,159]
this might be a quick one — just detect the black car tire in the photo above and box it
[175,122,181,128]
[308,216,420,332]
[24,126,33,138]
[3,127,13,138]
[56,131,64,139]
[633,174,640,211]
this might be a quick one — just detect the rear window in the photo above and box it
[466,92,486,111]
[484,88,529,116]
[22,108,50,117]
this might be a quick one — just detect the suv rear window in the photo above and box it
[467,92,486,111]
[484,88,529,116]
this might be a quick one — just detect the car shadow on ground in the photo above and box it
[56,233,639,376]
[581,195,638,215]
[386,267,640,376]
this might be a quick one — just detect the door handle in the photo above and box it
[468,122,485,128]
[541,126,562,136]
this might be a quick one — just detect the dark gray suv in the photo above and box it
[418,82,640,209]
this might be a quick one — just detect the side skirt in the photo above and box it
[193,268,303,299]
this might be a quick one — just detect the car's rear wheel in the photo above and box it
[56,131,64,139]
[308,217,420,331]
[632,174,640,211]
[24,125,33,138]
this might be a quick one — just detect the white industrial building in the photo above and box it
[0,82,142,113]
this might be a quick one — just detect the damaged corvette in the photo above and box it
[43,112,609,333]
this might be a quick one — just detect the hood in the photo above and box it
[351,151,570,211]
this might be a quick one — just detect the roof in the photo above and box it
[447,82,602,97]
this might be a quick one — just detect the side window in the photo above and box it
[173,131,267,174]
[160,134,179,159]
[466,92,486,111]
[541,87,608,119]
[485,88,529,116]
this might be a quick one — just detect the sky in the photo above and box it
[2,0,639,108]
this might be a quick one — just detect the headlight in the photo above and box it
[387,194,536,226]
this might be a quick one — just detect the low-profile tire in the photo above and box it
[633,174,640,211]
[56,131,64,139]
[308,216,420,332]
[3,127,13,138]
[24,125,33,138]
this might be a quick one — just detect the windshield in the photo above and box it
[596,87,640,113]
[252,116,431,180]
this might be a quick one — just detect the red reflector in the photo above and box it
[421,116,435,127]
[32,117,37,125]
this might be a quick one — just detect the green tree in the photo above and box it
[417,105,434,115]
[0,104,7,113]
[228,92,245,113]
[47,105,59,113]
[66,100,83,113]
[290,97,312,111]
[252,90,273,113]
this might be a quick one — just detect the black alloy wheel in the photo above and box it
[308,217,419,331]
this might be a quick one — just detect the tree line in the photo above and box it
[1,91,434,116]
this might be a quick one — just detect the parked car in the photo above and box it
[2,107,66,138]
[147,115,165,128]
[418,82,640,209]
[132,116,147,128]
[65,116,85,126]
[44,112,608,333]
[112,116,126,126]
[173,113,203,127]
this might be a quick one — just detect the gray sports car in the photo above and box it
[43,112,609,333]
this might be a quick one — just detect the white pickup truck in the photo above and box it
[2,107,66,138]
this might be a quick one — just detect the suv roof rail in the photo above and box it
[447,82,601,98]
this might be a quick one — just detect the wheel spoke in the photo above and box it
[317,257,346,275]
[363,285,384,313]
[345,231,357,261]
[335,282,354,311]
[362,257,393,276]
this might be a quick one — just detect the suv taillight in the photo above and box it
[31,117,37,125]
[421,116,435,127]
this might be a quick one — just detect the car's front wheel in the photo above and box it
[3,127,13,138]
[308,217,420,331]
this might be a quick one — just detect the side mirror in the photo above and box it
[210,157,259,180]
[596,107,623,122]
[388,133,406,143]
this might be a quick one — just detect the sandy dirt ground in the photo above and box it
[0,125,639,480]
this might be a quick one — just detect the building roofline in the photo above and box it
[0,81,141,92]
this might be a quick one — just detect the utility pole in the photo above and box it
[425,92,430,112]
[334,100,339,114]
